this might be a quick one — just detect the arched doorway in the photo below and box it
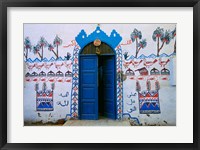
[79,42,116,120]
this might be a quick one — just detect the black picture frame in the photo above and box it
[0,0,199,150]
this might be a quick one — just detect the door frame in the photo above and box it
[78,45,117,120]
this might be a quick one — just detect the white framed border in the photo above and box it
[7,7,193,143]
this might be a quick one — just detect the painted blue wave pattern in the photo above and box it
[43,58,49,62]
[25,52,176,63]
[147,54,157,59]
[25,56,72,63]
[49,57,56,62]
[138,54,146,59]
[125,52,176,61]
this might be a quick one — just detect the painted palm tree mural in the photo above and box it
[33,44,42,59]
[53,35,62,59]
[130,29,147,58]
[48,44,58,58]
[38,37,48,60]
[152,27,172,56]
[171,27,176,54]
[24,37,32,61]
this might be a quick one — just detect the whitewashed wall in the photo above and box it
[24,24,176,125]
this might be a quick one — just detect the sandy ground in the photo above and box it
[63,118,131,126]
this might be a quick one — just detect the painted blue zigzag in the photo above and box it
[138,54,147,59]
[147,54,157,59]
[159,53,169,57]
[25,56,72,63]
[125,52,175,60]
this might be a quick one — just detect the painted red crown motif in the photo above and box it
[139,91,159,100]
[36,91,53,99]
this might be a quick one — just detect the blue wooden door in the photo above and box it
[79,55,98,120]
[102,56,116,119]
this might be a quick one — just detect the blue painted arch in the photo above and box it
[75,26,122,51]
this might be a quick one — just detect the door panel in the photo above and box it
[80,55,98,120]
[102,56,116,119]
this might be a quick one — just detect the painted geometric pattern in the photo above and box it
[36,90,54,111]
[116,46,123,119]
[70,46,80,119]
[139,90,161,114]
